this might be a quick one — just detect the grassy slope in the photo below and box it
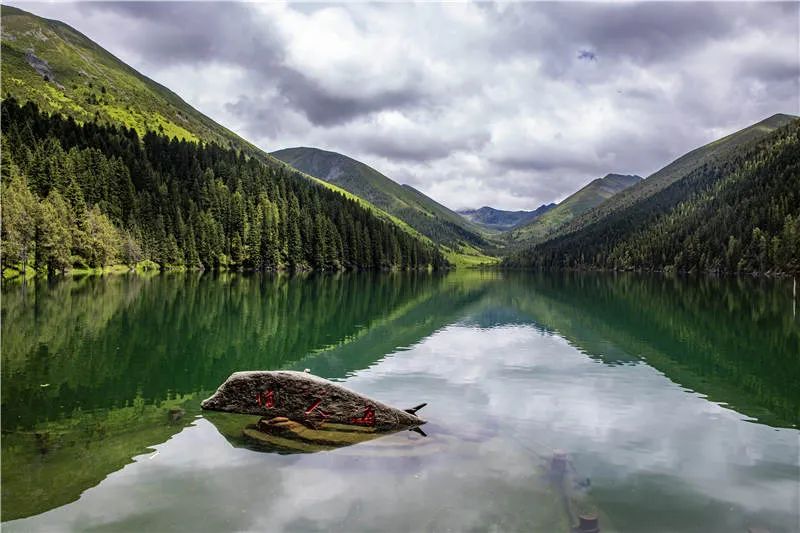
[0,6,437,253]
[271,147,493,247]
[548,114,797,240]
[508,174,641,243]
[2,5,257,151]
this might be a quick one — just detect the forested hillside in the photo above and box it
[549,114,796,241]
[272,147,489,247]
[507,174,641,243]
[1,99,447,276]
[505,119,800,274]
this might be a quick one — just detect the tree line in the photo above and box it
[505,120,800,275]
[1,98,448,277]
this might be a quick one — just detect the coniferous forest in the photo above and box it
[505,120,800,275]
[1,98,448,276]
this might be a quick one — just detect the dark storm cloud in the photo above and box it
[224,95,285,140]
[490,152,601,174]
[80,2,278,64]
[276,70,424,126]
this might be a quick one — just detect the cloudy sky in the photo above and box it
[11,1,800,210]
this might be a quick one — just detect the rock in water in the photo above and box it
[201,371,425,431]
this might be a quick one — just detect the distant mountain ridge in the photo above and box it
[271,147,489,248]
[458,204,556,231]
[507,173,642,243]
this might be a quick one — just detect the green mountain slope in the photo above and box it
[1,5,265,153]
[550,114,797,239]
[458,204,556,231]
[507,174,641,243]
[506,117,800,274]
[271,147,490,248]
[1,6,447,274]
[0,6,436,245]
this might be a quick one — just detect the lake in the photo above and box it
[2,272,798,532]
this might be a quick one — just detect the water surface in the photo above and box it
[2,272,798,532]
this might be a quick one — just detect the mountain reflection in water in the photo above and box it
[2,271,798,532]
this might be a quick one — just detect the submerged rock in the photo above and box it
[204,412,440,456]
[201,371,425,431]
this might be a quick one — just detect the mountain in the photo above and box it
[551,114,797,239]
[507,174,642,243]
[0,6,433,241]
[271,146,493,250]
[0,6,446,274]
[458,204,556,231]
[505,115,800,274]
[0,5,267,156]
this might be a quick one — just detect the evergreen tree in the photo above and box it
[0,97,448,276]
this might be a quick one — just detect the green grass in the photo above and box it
[508,174,641,244]
[2,263,36,281]
[443,243,500,268]
[0,6,251,147]
[2,262,187,283]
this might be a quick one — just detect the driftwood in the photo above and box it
[201,371,426,431]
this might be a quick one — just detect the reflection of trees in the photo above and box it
[3,270,795,523]
[1,276,147,375]
[2,394,199,521]
[288,271,496,378]
[1,272,455,430]
[0,272,494,522]
[498,273,799,428]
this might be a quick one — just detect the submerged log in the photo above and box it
[201,371,426,431]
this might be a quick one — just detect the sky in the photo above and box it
[10,1,800,211]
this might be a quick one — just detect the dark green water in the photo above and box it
[2,272,798,532]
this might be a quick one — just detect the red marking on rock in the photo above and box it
[305,399,323,414]
[255,390,274,408]
[263,390,274,408]
[351,406,375,426]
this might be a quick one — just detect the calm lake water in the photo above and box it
[2,272,798,532]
